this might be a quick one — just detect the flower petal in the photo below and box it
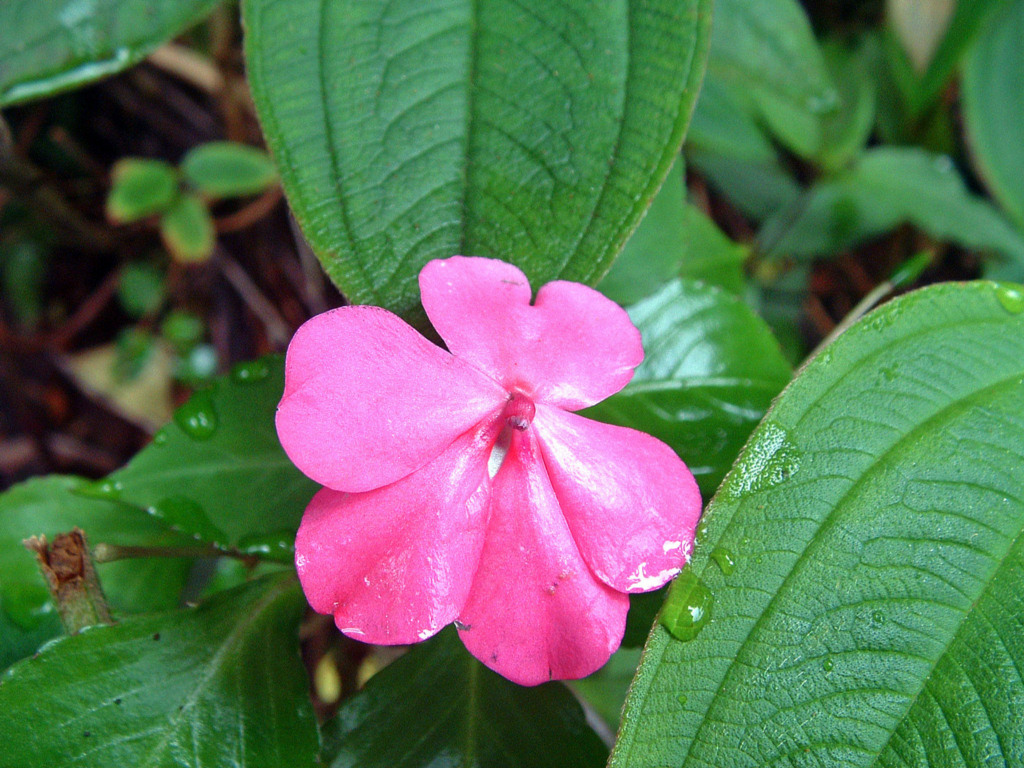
[419,257,643,409]
[532,405,702,593]
[277,305,506,492]
[457,429,629,685]
[295,421,499,644]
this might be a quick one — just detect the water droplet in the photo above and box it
[871,610,885,624]
[677,693,688,705]
[660,569,713,642]
[695,517,710,545]
[822,656,834,672]
[152,429,169,446]
[721,422,800,500]
[710,547,735,576]
[231,358,271,384]
[148,495,226,546]
[173,391,218,440]
[238,532,295,563]
[995,285,1024,314]
[74,479,123,501]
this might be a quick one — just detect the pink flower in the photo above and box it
[277,257,702,685]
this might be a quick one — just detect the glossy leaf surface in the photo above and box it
[323,628,607,768]
[106,356,318,552]
[0,0,221,106]
[243,0,712,317]
[0,575,318,768]
[610,281,1024,768]
[962,0,1024,231]
[586,279,791,499]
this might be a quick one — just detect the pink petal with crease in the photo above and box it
[277,305,506,492]
[457,429,629,686]
[533,404,701,593]
[295,420,500,645]
[419,257,643,410]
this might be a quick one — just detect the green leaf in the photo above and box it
[160,193,216,263]
[0,575,319,768]
[599,157,688,306]
[106,159,179,224]
[243,0,712,318]
[760,147,1024,277]
[117,262,166,318]
[706,0,837,159]
[610,281,1024,768]
[818,37,877,172]
[570,646,642,730]
[322,627,607,768]
[181,141,279,199]
[105,356,318,551]
[0,240,47,327]
[0,475,192,666]
[0,0,222,106]
[897,0,1009,115]
[962,0,1024,232]
[585,279,791,500]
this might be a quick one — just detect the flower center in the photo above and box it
[502,392,535,431]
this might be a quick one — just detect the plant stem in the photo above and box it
[92,541,261,568]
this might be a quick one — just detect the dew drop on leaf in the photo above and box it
[822,656,834,672]
[231,358,271,384]
[710,547,735,576]
[995,285,1024,314]
[74,478,123,501]
[660,569,713,642]
[173,390,218,440]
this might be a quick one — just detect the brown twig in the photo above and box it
[214,185,283,234]
[215,246,293,348]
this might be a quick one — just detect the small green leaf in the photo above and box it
[760,147,1024,277]
[818,37,877,172]
[243,0,712,317]
[962,0,1024,232]
[160,309,206,351]
[0,476,192,667]
[322,628,607,768]
[117,262,166,318]
[106,159,178,223]
[0,241,47,327]
[707,0,838,159]
[0,0,222,106]
[104,356,318,548]
[586,279,791,499]
[610,281,1024,768]
[181,141,279,199]
[0,575,318,768]
[160,193,216,263]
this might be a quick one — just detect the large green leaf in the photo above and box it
[760,147,1024,278]
[0,575,318,767]
[0,475,192,667]
[322,627,607,768]
[243,0,712,317]
[104,356,318,552]
[610,281,1024,768]
[0,0,222,106]
[963,0,1024,231]
[586,279,791,500]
